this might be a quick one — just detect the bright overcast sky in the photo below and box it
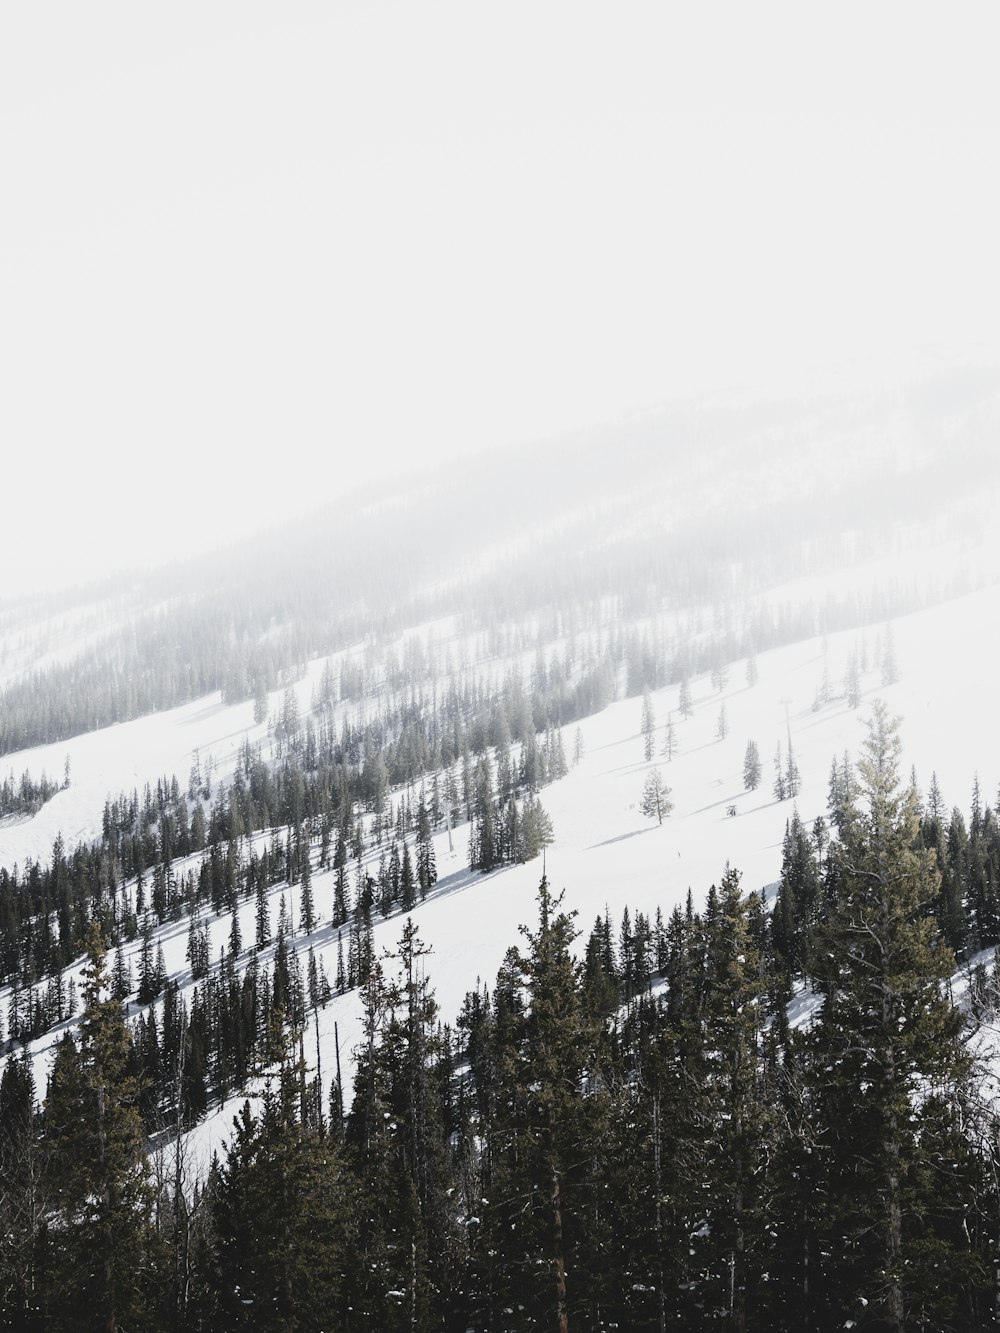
[2,2,999,592]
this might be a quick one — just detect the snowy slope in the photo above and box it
[3,576,999,1169]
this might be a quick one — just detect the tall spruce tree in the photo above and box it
[202,1058,345,1330]
[486,876,609,1331]
[44,923,159,1331]
[806,701,987,1330]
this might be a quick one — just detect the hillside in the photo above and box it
[3,391,1000,1327]
[3,564,999,1170]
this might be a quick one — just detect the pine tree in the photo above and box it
[300,850,316,935]
[44,923,158,1330]
[229,902,243,959]
[573,726,584,766]
[521,792,555,861]
[485,876,609,1331]
[695,867,771,1327]
[786,740,801,798]
[678,675,693,720]
[137,915,161,1004]
[662,712,676,761]
[470,757,500,872]
[773,742,787,802]
[806,702,987,1330]
[255,873,271,951]
[205,1058,346,1329]
[641,687,656,761]
[415,794,437,897]
[640,768,672,825]
[400,843,417,912]
[845,649,861,708]
[0,1052,43,1322]
[743,738,762,790]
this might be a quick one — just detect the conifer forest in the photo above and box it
[5,7,1000,1330]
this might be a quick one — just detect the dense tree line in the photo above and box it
[1,705,999,1328]
[0,668,579,1007]
[0,443,961,763]
[0,768,63,820]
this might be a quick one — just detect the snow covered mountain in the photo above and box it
[3,378,1000,1174]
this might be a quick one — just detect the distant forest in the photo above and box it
[0,476,978,758]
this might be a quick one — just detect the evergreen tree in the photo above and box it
[694,867,772,1328]
[0,1052,43,1324]
[845,649,861,709]
[880,622,899,687]
[773,742,787,802]
[300,851,316,935]
[255,873,271,951]
[640,768,672,825]
[229,902,243,959]
[641,687,656,761]
[44,923,159,1330]
[415,793,437,898]
[662,711,676,761]
[806,702,987,1331]
[786,740,801,799]
[521,792,555,861]
[400,843,417,912]
[485,877,609,1331]
[678,675,693,720]
[743,738,762,790]
[204,1060,345,1329]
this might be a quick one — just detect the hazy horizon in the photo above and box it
[3,3,1000,594]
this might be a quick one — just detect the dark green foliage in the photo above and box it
[805,702,988,1331]
[1,689,999,1328]
[43,924,163,1331]
[200,1066,345,1331]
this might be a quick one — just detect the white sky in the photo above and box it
[2,2,999,593]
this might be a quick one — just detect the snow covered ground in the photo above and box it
[2,576,1000,1168]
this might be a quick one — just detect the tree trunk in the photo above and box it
[552,1166,569,1333]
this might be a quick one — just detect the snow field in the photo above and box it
[2,578,1000,1167]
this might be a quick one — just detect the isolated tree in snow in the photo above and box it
[662,712,676,761]
[743,739,761,790]
[640,769,672,825]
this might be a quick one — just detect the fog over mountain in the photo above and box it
[4,5,1000,1329]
